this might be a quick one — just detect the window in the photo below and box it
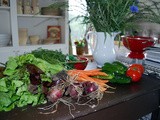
[68,0,131,57]
[69,0,89,55]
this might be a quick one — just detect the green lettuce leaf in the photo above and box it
[0,79,8,92]
[0,92,12,107]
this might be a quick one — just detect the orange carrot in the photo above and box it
[68,69,107,76]
[67,69,109,92]
[91,77,108,84]
[85,71,107,76]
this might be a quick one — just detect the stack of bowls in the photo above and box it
[0,34,11,47]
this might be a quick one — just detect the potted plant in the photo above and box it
[75,0,160,66]
[74,39,86,55]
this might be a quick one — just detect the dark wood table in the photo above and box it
[0,74,160,120]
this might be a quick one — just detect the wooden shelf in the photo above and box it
[0,0,68,63]
[0,6,10,10]
[17,14,63,19]
[0,46,14,50]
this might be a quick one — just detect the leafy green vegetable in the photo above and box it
[0,92,12,107]
[31,48,67,64]
[0,79,8,92]
[0,53,64,111]
[3,58,18,76]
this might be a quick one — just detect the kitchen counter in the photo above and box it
[0,74,160,120]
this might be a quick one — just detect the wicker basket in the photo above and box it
[41,7,61,16]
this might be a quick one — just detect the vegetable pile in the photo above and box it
[67,69,110,92]
[0,51,112,113]
[0,49,144,116]
[31,48,87,70]
[92,61,144,84]
[100,61,131,84]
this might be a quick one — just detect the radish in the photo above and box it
[47,87,64,103]
[67,85,80,98]
[82,81,98,95]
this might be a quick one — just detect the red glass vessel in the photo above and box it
[122,36,155,59]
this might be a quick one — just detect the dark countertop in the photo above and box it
[0,74,160,120]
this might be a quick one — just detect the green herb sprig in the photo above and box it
[74,0,160,34]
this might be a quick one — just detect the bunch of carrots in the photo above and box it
[67,69,109,92]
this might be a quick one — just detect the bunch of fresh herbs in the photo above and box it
[129,0,160,24]
[31,48,67,65]
[75,0,160,34]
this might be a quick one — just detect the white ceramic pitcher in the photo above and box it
[86,32,119,67]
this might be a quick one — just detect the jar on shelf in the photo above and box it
[23,0,31,14]
[18,28,28,46]
[17,0,23,14]
[23,0,30,6]
[31,0,39,7]
[29,35,40,45]
[31,0,40,14]
[32,6,40,14]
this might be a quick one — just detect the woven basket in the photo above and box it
[41,7,61,16]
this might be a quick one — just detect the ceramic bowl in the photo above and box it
[66,56,89,70]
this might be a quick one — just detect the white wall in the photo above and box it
[0,10,11,34]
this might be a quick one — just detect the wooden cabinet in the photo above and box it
[0,0,69,63]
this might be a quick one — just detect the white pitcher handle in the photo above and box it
[85,31,96,54]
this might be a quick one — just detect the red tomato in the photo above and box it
[129,64,144,74]
[126,67,142,82]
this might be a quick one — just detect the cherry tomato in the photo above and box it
[126,67,142,82]
[129,64,144,74]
